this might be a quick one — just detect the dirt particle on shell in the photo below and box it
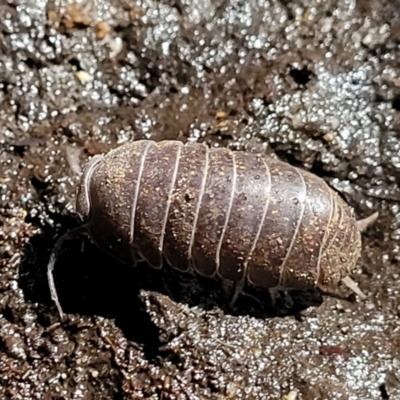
[96,21,110,40]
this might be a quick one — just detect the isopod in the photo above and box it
[48,140,378,318]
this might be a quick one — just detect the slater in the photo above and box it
[48,140,378,318]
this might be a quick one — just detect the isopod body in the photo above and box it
[70,139,375,304]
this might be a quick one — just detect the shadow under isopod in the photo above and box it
[18,217,324,345]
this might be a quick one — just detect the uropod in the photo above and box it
[48,140,378,318]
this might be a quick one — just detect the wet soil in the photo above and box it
[1,0,400,399]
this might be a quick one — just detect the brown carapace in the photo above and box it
[48,140,378,318]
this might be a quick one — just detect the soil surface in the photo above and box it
[1,0,400,399]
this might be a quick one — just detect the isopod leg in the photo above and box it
[47,225,88,320]
[239,289,263,306]
[341,276,367,299]
[221,280,246,307]
[268,287,298,311]
[223,280,266,308]
[222,280,235,304]
[230,280,244,307]
[356,211,379,232]
[268,287,279,308]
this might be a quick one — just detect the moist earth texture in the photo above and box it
[0,0,399,399]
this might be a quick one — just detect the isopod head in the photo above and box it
[316,207,378,299]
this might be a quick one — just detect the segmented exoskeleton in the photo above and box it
[48,140,378,318]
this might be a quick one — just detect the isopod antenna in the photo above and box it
[47,225,88,320]
[341,211,379,299]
